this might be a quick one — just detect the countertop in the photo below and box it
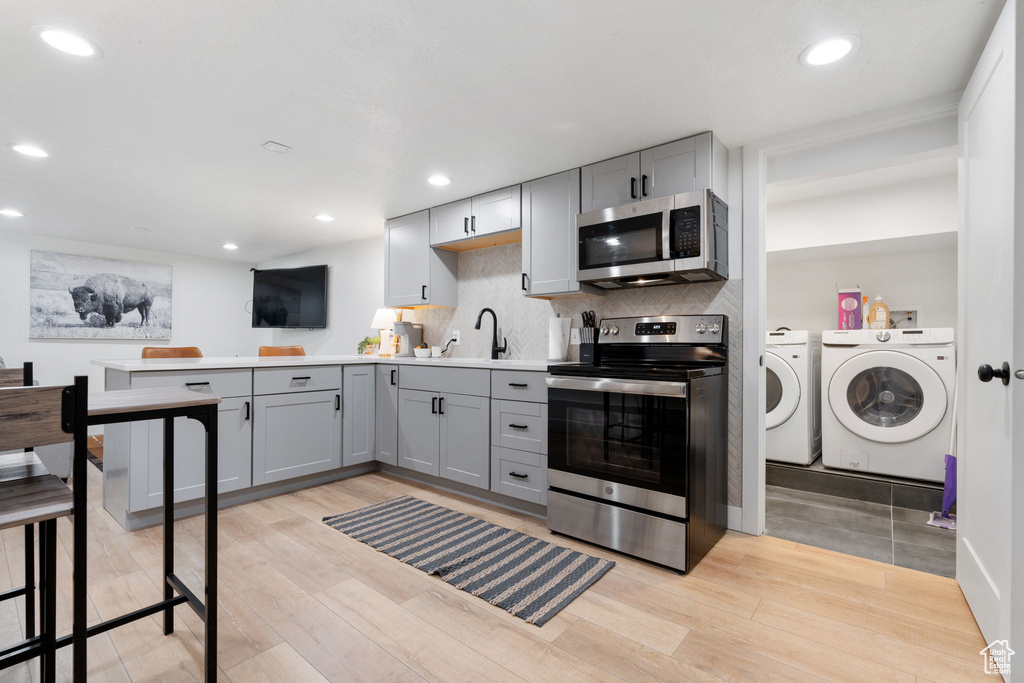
[92,355,558,373]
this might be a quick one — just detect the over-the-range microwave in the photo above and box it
[575,188,728,288]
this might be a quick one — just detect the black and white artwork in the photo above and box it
[30,250,173,339]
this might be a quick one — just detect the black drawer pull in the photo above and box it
[438,397,445,415]
[184,381,210,387]
[521,273,528,291]
[244,401,250,420]
[431,397,438,414]
[508,382,528,388]
[390,369,396,386]
[464,216,469,235]
[508,423,528,430]
[292,376,312,381]
[471,215,476,233]
[508,471,529,479]
[421,284,427,301]
[335,395,341,411]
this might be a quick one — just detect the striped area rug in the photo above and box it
[323,495,614,626]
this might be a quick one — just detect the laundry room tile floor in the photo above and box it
[765,484,957,577]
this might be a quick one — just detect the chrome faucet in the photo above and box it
[474,307,507,360]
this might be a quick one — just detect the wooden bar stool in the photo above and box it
[258,345,305,357]
[141,347,203,359]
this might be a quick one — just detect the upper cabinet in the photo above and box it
[385,210,458,308]
[581,132,727,214]
[430,185,521,247]
[521,168,599,298]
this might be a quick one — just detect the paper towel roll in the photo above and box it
[548,317,571,361]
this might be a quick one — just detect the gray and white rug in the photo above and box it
[324,495,614,625]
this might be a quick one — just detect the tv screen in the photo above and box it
[252,265,328,328]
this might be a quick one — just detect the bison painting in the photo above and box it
[68,273,155,327]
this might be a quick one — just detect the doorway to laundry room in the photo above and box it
[760,117,960,577]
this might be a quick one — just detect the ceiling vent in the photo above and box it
[261,141,292,154]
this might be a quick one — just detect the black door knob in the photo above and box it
[978,362,1011,386]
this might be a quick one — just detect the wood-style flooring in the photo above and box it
[0,466,990,682]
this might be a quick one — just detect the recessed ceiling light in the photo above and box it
[36,27,100,57]
[0,209,25,218]
[800,35,859,66]
[315,214,334,222]
[10,143,49,158]
[428,175,452,186]
[222,243,239,250]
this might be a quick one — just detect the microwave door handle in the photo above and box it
[662,207,672,260]
[545,376,687,398]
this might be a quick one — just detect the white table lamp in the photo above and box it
[370,308,397,356]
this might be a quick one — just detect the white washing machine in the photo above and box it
[821,328,955,482]
[766,331,821,465]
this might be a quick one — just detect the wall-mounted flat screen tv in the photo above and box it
[252,265,328,328]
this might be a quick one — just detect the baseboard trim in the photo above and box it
[727,505,744,532]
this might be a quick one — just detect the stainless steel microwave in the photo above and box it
[575,189,728,288]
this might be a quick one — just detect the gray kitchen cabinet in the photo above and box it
[439,393,490,488]
[343,364,376,466]
[580,152,641,213]
[385,209,458,307]
[429,198,472,246]
[375,364,399,466]
[252,389,342,485]
[398,388,441,475]
[522,168,600,297]
[429,186,521,247]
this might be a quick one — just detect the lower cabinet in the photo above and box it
[253,390,341,485]
[397,389,440,475]
[397,388,490,488]
[375,365,399,466]
[343,365,376,466]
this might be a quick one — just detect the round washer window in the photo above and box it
[846,367,923,428]
[766,368,783,413]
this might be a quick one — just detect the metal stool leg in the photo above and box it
[39,520,56,683]
[24,524,35,639]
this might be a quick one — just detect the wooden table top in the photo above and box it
[0,452,73,531]
[88,387,221,417]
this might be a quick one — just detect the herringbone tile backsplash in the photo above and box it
[414,243,745,507]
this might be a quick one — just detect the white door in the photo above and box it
[957,0,1023,672]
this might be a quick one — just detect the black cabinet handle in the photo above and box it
[421,284,427,301]
[641,174,648,197]
[244,401,250,420]
[464,217,469,235]
[509,471,529,479]
[292,376,312,381]
[471,215,476,233]
[439,397,445,415]
[508,423,528,429]
[521,273,528,291]
[979,362,1011,386]
[630,177,637,199]
[335,394,341,411]
[431,397,438,414]
[390,369,396,386]
[184,382,210,387]
[508,382,528,388]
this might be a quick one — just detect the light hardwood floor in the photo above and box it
[0,466,990,682]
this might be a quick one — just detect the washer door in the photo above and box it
[828,350,947,444]
[765,352,800,430]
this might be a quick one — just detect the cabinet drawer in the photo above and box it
[493,447,547,505]
[253,365,341,395]
[491,400,547,453]
[131,369,252,399]
[399,366,489,396]
[490,370,548,403]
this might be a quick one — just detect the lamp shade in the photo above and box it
[370,308,397,330]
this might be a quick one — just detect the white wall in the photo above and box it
[0,231,258,388]
[256,235,385,355]
[766,248,957,333]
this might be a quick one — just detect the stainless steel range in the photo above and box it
[545,314,728,572]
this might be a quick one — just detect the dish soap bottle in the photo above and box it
[867,296,891,329]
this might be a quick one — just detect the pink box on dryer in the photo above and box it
[837,288,862,330]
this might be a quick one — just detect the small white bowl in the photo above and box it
[413,348,431,358]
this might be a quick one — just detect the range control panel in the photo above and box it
[597,315,727,344]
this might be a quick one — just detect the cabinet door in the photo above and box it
[429,198,471,246]
[385,211,431,307]
[343,365,376,466]
[522,169,581,296]
[580,152,640,213]
[470,185,521,237]
[439,393,490,489]
[252,390,341,485]
[639,137,698,200]
[139,397,252,510]
[398,389,440,476]
[375,365,399,466]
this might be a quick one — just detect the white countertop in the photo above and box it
[92,355,558,373]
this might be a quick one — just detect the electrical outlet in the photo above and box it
[570,328,581,345]
[452,330,461,345]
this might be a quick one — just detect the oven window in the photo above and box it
[579,212,663,270]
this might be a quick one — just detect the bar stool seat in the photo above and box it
[258,345,305,357]
[142,347,203,359]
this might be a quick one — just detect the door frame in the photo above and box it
[739,94,960,535]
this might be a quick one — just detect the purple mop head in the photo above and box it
[927,453,957,530]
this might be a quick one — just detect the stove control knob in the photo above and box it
[601,327,610,336]
[876,331,892,342]
[708,322,721,334]
[695,323,707,334]
[610,326,619,335]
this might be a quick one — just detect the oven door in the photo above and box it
[546,376,689,517]
[576,196,674,282]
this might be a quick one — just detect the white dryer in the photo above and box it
[821,328,955,482]
[766,330,821,465]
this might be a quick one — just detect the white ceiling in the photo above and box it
[0,0,1002,263]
